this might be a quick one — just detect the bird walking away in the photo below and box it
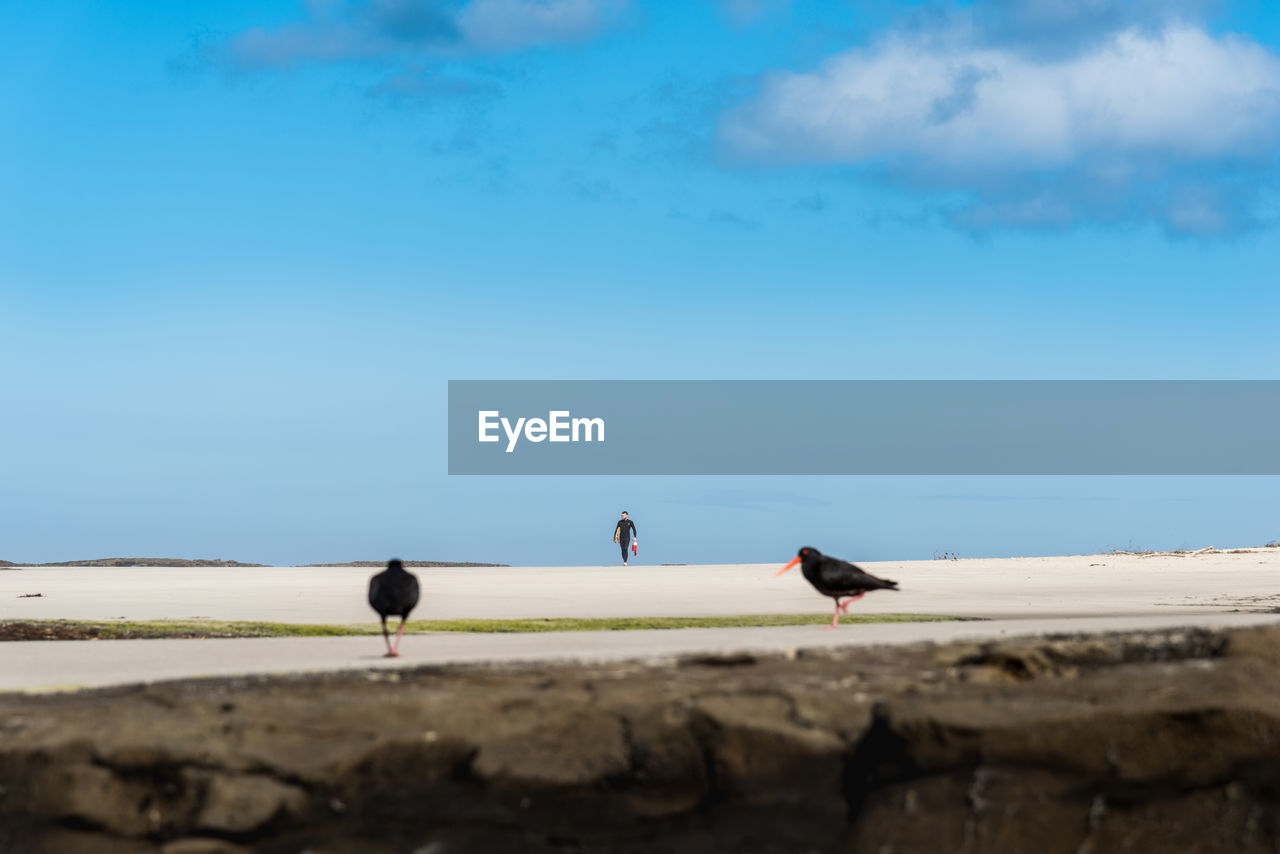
[777,546,898,629]
[368,559,421,657]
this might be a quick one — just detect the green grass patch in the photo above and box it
[404,613,972,633]
[1,613,975,641]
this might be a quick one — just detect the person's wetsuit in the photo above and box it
[613,517,636,563]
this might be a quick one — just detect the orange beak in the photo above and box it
[776,556,801,576]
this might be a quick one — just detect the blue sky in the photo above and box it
[2,0,1279,565]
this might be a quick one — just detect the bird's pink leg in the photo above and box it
[824,603,841,630]
[389,618,407,656]
[838,592,866,613]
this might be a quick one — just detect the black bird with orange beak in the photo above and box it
[777,546,898,629]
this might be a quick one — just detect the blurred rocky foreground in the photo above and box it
[4,624,1280,854]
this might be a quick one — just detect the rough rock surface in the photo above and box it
[3,625,1280,852]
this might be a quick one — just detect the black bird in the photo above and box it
[368,559,420,657]
[776,546,898,629]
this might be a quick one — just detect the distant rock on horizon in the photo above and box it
[305,561,509,568]
[13,558,267,568]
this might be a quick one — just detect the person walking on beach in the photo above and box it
[613,511,637,567]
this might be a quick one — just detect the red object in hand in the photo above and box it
[632,541,638,555]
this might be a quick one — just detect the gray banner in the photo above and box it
[447,381,1280,474]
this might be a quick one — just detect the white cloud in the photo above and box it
[720,22,1280,235]
[723,26,1280,169]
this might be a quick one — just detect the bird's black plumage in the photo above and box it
[796,546,897,598]
[368,559,420,656]
[368,558,420,618]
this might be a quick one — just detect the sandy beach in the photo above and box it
[3,547,1279,691]
[5,548,1279,624]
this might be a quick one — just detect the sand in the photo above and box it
[3,548,1278,623]
[2,548,1278,691]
